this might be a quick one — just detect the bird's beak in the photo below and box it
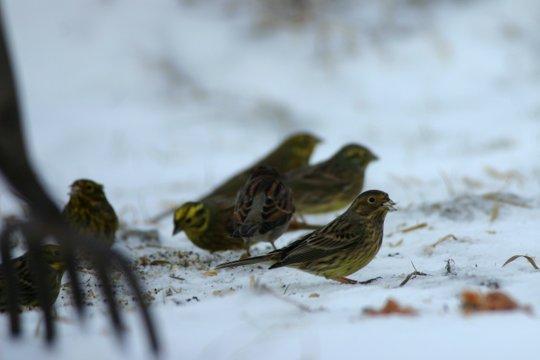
[172,223,183,236]
[383,199,397,211]
[371,153,379,161]
[314,136,323,144]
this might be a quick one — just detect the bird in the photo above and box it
[173,198,317,253]
[149,132,320,223]
[0,245,65,311]
[0,11,159,351]
[203,132,321,202]
[284,143,378,215]
[216,190,396,284]
[231,166,294,255]
[173,199,245,252]
[62,179,119,249]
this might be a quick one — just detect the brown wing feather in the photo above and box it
[270,215,362,267]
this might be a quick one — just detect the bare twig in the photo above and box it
[399,262,428,287]
[502,255,539,270]
[424,234,462,256]
[445,259,456,275]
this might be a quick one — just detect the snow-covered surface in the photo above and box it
[2,0,540,358]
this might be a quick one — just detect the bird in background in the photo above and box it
[232,166,294,255]
[216,190,396,285]
[203,132,321,202]
[0,245,65,311]
[62,179,119,249]
[173,199,245,252]
[284,143,378,216]
[150,132,320,223]
[173,197,318,253]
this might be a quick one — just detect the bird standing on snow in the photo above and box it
[203,132,321,202]
[284,144,378,215]
[216,190,396,284]
[62,179,119,249]
[173,199,245,252]
[232,166,295,255]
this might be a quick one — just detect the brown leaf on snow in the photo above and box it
[309,293,320,298]
[363,299,417,317]
[461,290,531,314]
[502,255,539,270]
[212,288,236,297]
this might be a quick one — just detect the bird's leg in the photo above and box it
[270,241,278,251]
[239,240,251,260]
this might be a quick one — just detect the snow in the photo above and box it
[2,0,540,358]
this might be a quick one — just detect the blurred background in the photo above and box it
[2,0,540,225]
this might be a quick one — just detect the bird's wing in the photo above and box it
[259,181,294,234]
[273,216,362,267]
[231,179,254,232]
[285,163,349,193]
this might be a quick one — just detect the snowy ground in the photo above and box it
[2,0,540,359]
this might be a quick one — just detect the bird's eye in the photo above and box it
[368,197,376,204]
[185,218,192,224]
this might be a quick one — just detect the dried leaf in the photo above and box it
[482,192,530,208]
[309,293,320,298]
[424,234,460,256]
[461,290,531,314]
[212,288,235,297]
[462,177,483,189]
[489,202,500,222]
[388,239,404,248]
[502,255,539,270]
[400,223,428,233]
[483,167,524,185]
[203,270,218,277]
[364,299,417,316]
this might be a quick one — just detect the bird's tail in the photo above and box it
[215,254,272,269]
